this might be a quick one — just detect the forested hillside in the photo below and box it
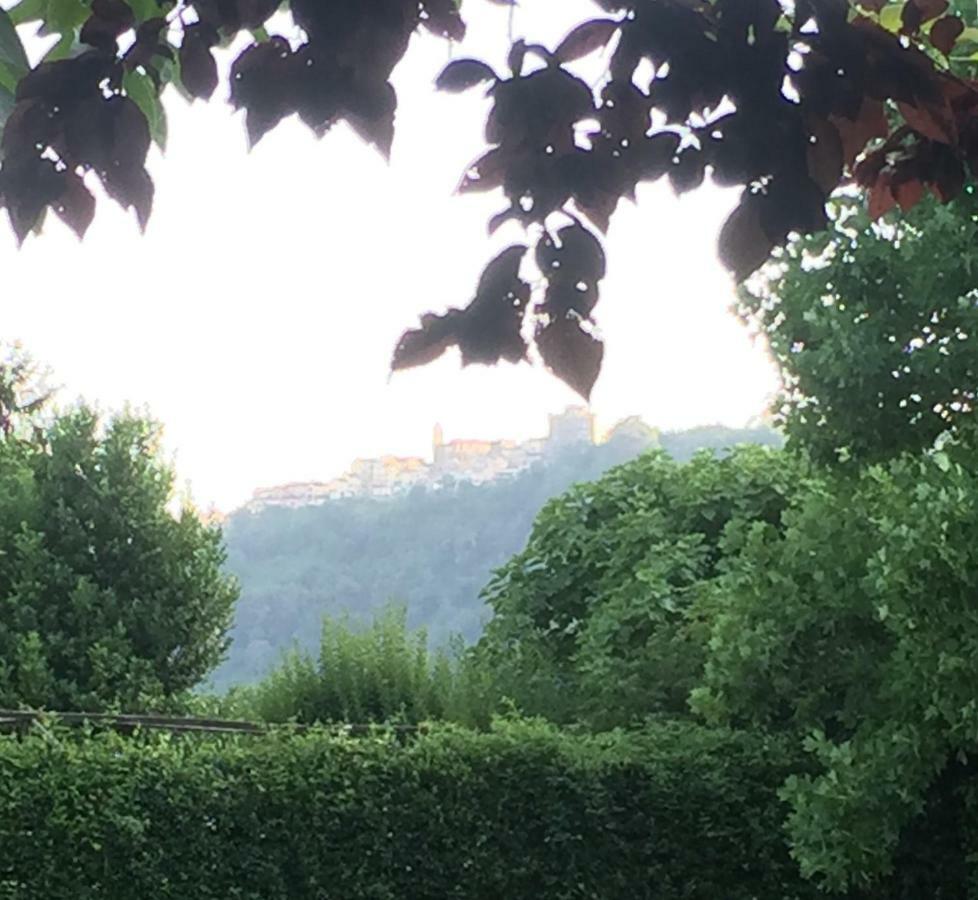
[212,424,781,687]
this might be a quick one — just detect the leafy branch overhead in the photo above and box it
[2,0,978,396]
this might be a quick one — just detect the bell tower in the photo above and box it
[433,423,444,464]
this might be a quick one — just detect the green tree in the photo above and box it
[476,445,805,729]
[0,405,238,711]
[689,444,978,891]
[738,187,978,463]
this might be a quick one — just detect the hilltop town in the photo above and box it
[244,408,659,511]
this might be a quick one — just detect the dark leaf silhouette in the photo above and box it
[898,97,957,144]
[179,23,220,101]
[80,0,135,51]
[436,59,497,93]
[718,195,776,280]
[392,245,530,374]
[930,15,964,56]
[421,0,466,41]
[536,315,603,399]
[53,172,96,238]
[912,0,949,22]
[554,19,620,64]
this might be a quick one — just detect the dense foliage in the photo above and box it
[739,186,978,463]
[476,445,804,729]
[230,605,496,729]
[214,424,780,687]
[0,405,238,711]
[689,442,978,890]
[0,720,904,900]
[3,0,978,395]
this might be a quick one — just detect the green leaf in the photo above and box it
[0,59,19,93]
[126,0,162,23]
[879,3,902,32]
[41,0,88,38]
[124,69,167,151]
[0,7,29,76]
[40,31,75,63]
[0,82,16,145]
[8,0,45,26]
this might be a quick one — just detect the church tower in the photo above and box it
[433,423,444,465]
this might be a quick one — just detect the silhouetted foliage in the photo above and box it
[3,0,978,395]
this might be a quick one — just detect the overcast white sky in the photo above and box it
[1,0,780,511]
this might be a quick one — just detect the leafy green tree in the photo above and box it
[690,443,978,891]
[0,405,238,711]
[738,187,978,463]
[0,341,54,439]
[476,445,805,729]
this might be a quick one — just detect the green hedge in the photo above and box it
[0,720,951,899]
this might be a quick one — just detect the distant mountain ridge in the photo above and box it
[212,420,782,688]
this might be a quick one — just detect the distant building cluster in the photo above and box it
[245,407,652,512]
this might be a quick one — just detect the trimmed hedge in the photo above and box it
[0,720,943,899]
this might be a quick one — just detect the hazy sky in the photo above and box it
[2,1,780,511]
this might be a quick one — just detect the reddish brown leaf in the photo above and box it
[893,177,925,212]
[435,58,497,93]
[897,97,957,144]
[535,315,603,399]
[930,150,965,201]
[912,0,949,22]
[806,118,844,194]
[858,0,886,12]
[901,0,923,35]
[718,195,776,281]
[930,15,965,55]
[831,99,890,167]
[553,18,620,64]
[868,174,897,219]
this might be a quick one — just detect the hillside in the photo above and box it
[210,424,782,688]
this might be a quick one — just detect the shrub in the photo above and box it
[0,719,857,900]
